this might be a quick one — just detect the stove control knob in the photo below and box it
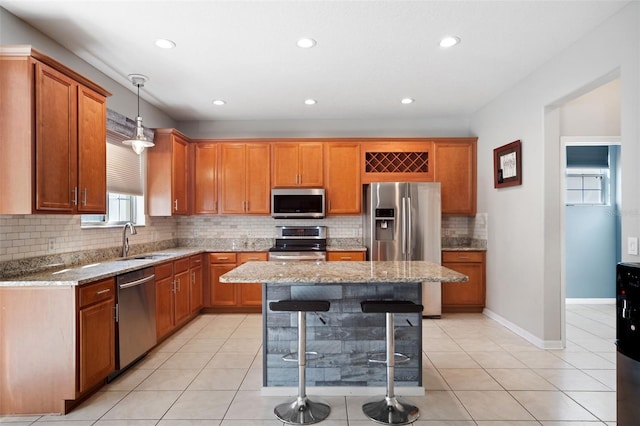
[632,324,636,331]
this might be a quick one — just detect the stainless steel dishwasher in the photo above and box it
[116,267,157,372]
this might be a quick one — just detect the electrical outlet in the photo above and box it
[628,237,638,255]
[47,237,55,253]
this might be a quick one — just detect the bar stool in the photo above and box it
[360,300,424,425]
[269,300,331,425]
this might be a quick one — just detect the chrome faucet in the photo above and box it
[121,222,137,258]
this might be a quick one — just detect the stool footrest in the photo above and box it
[367,352,411,364]
[282,351,322,362]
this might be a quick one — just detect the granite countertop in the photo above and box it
[0,248,202,287]
[442,247,487,251]
[219,260,468,284]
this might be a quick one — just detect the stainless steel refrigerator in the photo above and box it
[363,182,442,317]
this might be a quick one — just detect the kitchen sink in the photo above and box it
[117,253,174,261]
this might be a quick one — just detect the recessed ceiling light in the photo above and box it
[304,99,317,105]
[401,98,415,104]
[439,36,461,48]
[155,39,176,49]
[297,38,317,48]
[212,100,226,106]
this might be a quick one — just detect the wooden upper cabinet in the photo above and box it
[361,140,434,183]
[193,142,218,214]
[77,85,107,213]
[434,138,477,215]
[219,142,270,214]
[272,142,323,187]
[147,129,190,216]
[0,47,110,214]
[324,142,361,215]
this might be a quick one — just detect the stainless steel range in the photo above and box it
[268,225,327,261]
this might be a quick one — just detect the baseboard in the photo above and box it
[566,298,615,304]
[482,308,563,349]
[261,386,425,397]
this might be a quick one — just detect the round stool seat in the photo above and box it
[270,300,331,313]
[361,300,424,314]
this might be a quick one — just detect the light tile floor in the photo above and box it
[1,304,616,425]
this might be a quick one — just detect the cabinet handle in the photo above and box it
[191,271,195,283]
[174,199,178,211]
[217,256,229,260]
[82,188,87,206]
[457,256,470,259]
[340,256,352,260]
[72,187,78,205]
[96,288,111,295]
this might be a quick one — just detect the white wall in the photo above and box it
[0,7,176,129]
[560,79,621,136]
[471,2,639,346]
[178,117,471,139]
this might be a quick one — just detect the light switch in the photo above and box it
[628,237,638,255]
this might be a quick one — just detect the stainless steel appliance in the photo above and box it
[115,267,157,372]
[271,188,325,219]
[617,262,640,424]
[363,182,442,317]
[268,225,327,261]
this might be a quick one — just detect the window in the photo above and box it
[81,130,145,227]
[565,172,606,205]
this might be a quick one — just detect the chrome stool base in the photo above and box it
[362,396,419,425]
[274,396,331,425]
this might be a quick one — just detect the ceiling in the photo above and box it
[1,0,630,122]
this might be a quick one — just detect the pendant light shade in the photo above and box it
[122,74,154,155]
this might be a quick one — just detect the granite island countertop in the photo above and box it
[219,260,468,284]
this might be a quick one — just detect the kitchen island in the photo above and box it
[220,260,467,396]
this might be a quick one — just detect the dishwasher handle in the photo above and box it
[119,274,155,290]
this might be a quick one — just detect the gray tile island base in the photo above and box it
[219,260,468,396]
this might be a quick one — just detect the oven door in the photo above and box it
[268,251,326,262]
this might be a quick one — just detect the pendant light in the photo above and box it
[122,74,154,155]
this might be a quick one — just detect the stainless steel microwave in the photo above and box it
[271,188,325,219]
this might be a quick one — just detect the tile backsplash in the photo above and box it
[0,213,487,276]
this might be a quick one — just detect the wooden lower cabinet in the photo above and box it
[441,251,486,313]
[78,278,116,394]
[327,251,365,261]
[189,254,204,313]
[207,252,267,312]
[156,258,197,341]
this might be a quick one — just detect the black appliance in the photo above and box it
[616,262,640,424]
[268,225,327,261]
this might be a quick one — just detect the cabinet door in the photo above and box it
[190,264,203,313]
[193,143,218,214]
[219,143,247,214]
[210,263,238,306]
[299,143,324,187]
[245,144,271,214]
[34,62,77,212]
[156,275,175,339]
[237,252,267,307]
[272,143,299,187]
[78,298,115,393]
[434,140,477,215]
[77,85,107,213]
[324,142,361,214]
[442,262,484,306]
[172,135,189,215]
[174,269,191,325]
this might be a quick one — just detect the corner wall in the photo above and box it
[471,2,639,346]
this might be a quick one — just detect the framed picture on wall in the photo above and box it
[494,140,522,188]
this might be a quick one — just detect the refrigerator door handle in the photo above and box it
[406,195,412,256]
[401,197,407,255]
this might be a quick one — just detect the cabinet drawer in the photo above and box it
[79,278,115,308]
[327,251,365,261]
[442,251,484,263]
[209,252,237,264]
[174,258,189,273]
[190,254,203,268]
[237,252,268,264]
[155,262,174,280]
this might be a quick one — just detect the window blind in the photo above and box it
[107,130,144,196]
[566,146,609,168]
